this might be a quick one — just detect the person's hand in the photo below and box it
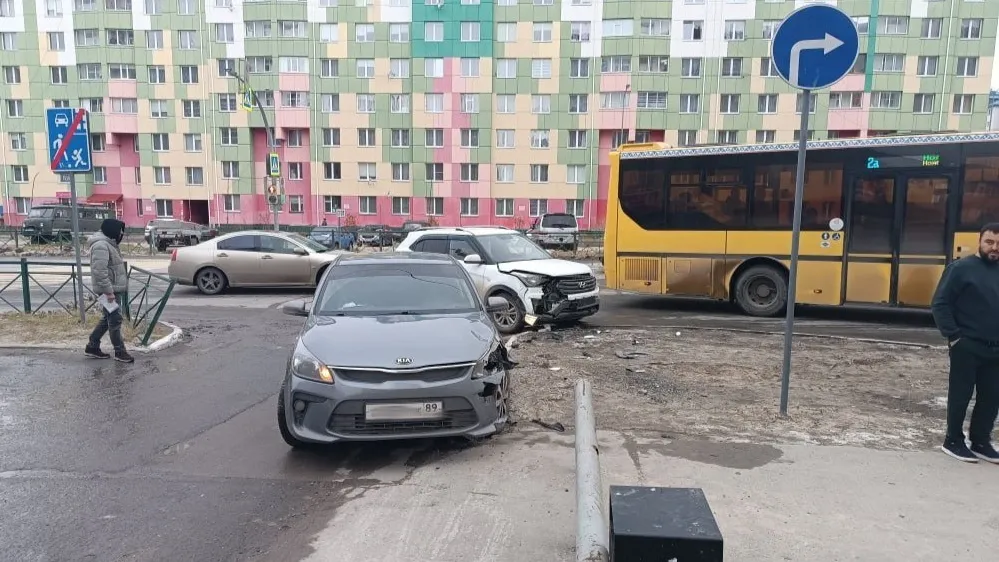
[105,293,116,302]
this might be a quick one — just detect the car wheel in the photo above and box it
[195,267,228,296]
[493,372,510,433]
[157,241,169,252]
[277,381,312,450]
[189,236,199,246]
[733,264,788,318]
[490,291,525,335]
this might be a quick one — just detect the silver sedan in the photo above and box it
[277,251,514,448]
[167,230,343,295]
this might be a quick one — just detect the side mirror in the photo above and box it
[464,254,483,265]
[486,296,508,314]
[281,299,311,317]
[293,247,308,256]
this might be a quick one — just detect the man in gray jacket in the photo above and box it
[85,218,134,363]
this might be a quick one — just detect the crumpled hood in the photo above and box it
[300,313,495,369]
[87,231,114,251]
[497,259,592,277]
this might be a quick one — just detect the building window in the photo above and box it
[425,129,444,148]
[426,197,444,216]
[529,199,548,217]
[495,165,514,183]
[391,129,410,148]
[324,196,342,213]
[358,128,376,147]
[495,199,514,217]
[153,166,172,185]
[566,199,585,218]
[755,130,776,144]
[151,133,169,151]
[913,94,934,114]
[322,162,342,180]
[358,163,377,181]
[683,20,703,41]
[723,21,745,41]
[356,196,376,215]
[288,162,304,180]
[392,196,410,215]
[289,195,304,214]
[530,164,549,183]
[156,199,173,218]
[221,161,240,179]
[567,165,587,184]
[953,94,974,114]
[460,198,479,216]
[220,128,238,146]
[567,130,587,149]
[460,164,479,182]
[223,195,240,212]
[391,163,410,181]
[186,167,204,185]
[426,163,445,182]
[460,129,480,148]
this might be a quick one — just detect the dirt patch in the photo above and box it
[0,311,172,348]
[507,326,949,450]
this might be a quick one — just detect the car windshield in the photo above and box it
[476,233,552,263]
[316,263,479,316]
[286,233,329,253]
[541,214,577,228]
[27,209,54,218]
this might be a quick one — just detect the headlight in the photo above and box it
[511,271,548,287]
[471,346,502,380]
[291,348,334,384]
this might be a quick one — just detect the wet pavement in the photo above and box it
[0,307,465,562]
[0,291,947,561]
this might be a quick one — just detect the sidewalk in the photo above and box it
[298,429,996,562]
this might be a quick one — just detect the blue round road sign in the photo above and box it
[771,4,860,90]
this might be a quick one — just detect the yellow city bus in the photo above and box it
[603,132,999,316]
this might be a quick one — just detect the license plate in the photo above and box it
[365,402,444,421]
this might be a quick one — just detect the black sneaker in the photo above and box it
[941,439,978,463]
[114,350,135,364]
[969,442,999,464]
[84,345,110,359]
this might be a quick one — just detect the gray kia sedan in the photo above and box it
[277,252,514,448]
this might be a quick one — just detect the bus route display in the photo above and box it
[866,153,941,169]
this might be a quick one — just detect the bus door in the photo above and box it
[844,172,953,306]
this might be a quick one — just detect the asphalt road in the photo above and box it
[0,287,949,560]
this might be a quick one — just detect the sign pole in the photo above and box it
[770,3,859,417]
[68,174,86,325]
[779,91,811,417]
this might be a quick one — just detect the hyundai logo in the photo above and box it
[395,357,413,365]
[578,281,587,288]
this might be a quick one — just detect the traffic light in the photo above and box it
[266,183,279,206]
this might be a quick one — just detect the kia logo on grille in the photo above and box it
[395,357,413,365]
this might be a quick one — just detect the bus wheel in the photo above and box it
[734,265,787,317]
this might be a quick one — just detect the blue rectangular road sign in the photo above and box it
[46,107,93,173]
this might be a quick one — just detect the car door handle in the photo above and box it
[218,252,228,258]
[261,255,274,259]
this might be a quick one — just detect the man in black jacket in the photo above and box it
[931,222,999,463]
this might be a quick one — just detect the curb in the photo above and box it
[135,321,184,353]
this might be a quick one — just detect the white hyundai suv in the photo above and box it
[396,227,599,334]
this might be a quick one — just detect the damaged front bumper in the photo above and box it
[523,285,600,323]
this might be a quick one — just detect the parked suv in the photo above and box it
[396,227,599,333]
[144,219,217,252]
[527,213,579,250]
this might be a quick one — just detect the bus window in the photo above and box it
[668,171,712,229]
[901,177,948,255]
[961,156,999,228]
[752,164,843,229]
[850,178,895,254]
[619,167,666,229]
[707,169,747,228]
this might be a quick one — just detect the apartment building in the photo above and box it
[0,0,995,228]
